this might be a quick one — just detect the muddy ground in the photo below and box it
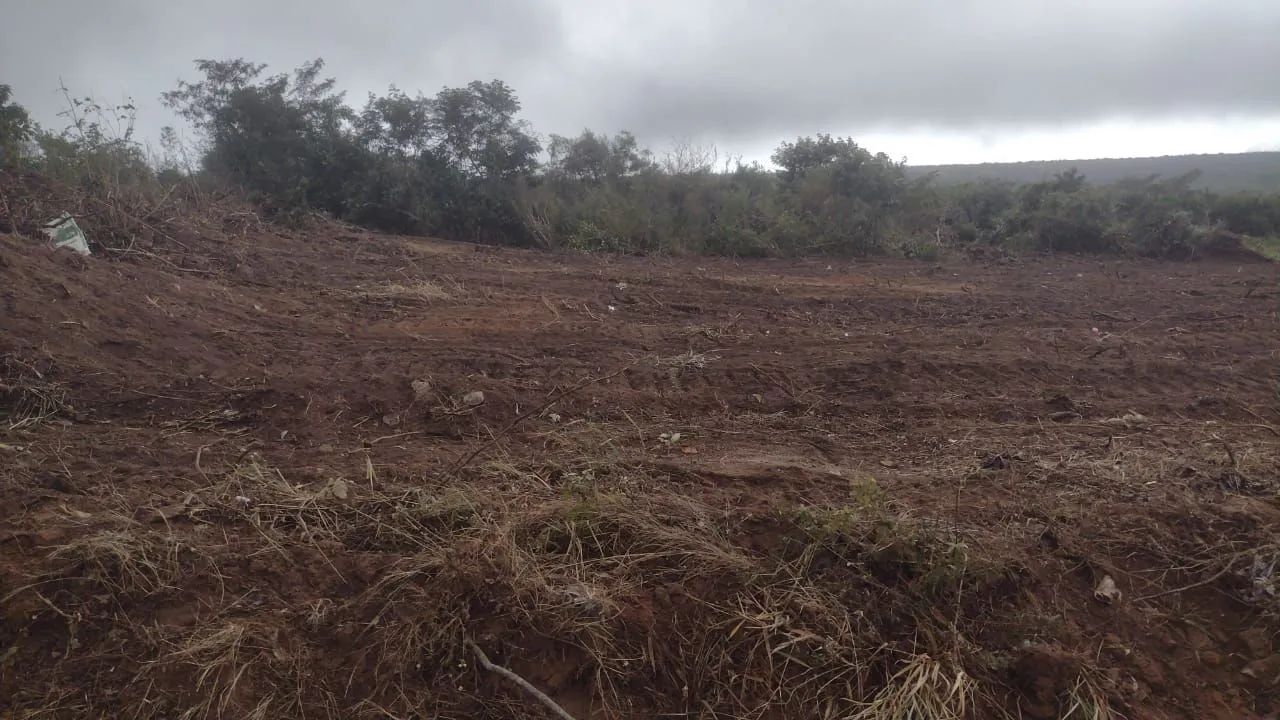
[1,221,1278,719]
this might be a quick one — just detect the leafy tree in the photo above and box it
[163,58,356,213]
[769,135,908,253]
[772,135,900,185]
[547,130,651,183]
[430,80,539,180]
[356,87,434,157]
[0,85,35,167]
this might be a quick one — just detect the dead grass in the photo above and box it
[2,452,1234,719]
[358,276,465,303]
[160,620,339,720]
[654,350,718,370]
[1,355,71,430]
[45,524,187,596]
[1060,673,1121,720]
[322,471,990,718]
[849,653,974,720]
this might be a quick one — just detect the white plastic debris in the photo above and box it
[1093,575,1122,605]
[42,213,91,255]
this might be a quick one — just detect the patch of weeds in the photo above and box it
[916,539,972,598]
[850,653,974,720]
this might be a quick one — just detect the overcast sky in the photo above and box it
[3,0,1279,165]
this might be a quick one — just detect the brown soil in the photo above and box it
[1,217,1278,719]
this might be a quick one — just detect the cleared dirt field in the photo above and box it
[2,223,1278,719]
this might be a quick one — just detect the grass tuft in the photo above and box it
[850,654,974,720]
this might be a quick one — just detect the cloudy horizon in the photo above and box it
[3,0,1279,166]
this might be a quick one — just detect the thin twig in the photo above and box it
[1136,542,1280,602]
[466,640,579,720]
[1135,560,1241,602]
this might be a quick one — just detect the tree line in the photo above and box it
[2,59,1279,259]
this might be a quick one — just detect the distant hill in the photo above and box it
[908,151,1280,194]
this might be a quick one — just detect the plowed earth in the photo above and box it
[1,222,1278,719]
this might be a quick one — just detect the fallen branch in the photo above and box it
[1235,405,1280,437]
[466,639,578,720]
[1135,559,1241,602]
[1181,313,1245,322]
[1136,542,1280,602]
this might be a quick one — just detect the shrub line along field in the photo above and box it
[1,218,1278,719]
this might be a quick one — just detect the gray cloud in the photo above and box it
[2,0,1278,160]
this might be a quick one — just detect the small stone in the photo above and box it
[382,413,400,427]
[462,391,485,407]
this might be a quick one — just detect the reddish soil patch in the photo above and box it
[1,222,1278,719]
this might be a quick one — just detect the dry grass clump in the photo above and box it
[1,354,72,430]
[1060,673,1120,720]
[160,620,338,720]
[210,458,498,553]
[45,524,188,597]
[216,459,356,541]
[654,350,718,370]
[15,508,207,605]
[849,653,974,720]
[357,276,465,303]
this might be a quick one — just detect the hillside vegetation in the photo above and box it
[910,152,1280,194]
[3,62,1279,261]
